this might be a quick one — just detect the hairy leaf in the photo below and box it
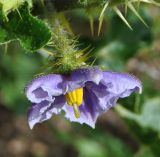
[0,4,52,51]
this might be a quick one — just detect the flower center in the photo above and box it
[65,88,83,118]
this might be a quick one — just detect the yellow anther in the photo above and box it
[71,90,77,103]
[65,88,83,118]
[65,94,72,105]
[65,88,83,106]
[76,88,83,106]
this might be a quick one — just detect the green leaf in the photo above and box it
[0,4,52,51]
[134,146,155,157]
[75,138,107,157]
[115,98,160,133]
[137,98,160,132]
[0,42,42,113]
[74,134,133,157]
[0,0,24,18]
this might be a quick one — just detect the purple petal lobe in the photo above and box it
[86,82,118,110]
[84,74,142,121]
[102,71,142,97]
[65,67,103,92]
[32,87,48,98]
[27,96,66,129]
[27,100,51,129]
[25,74,66,103]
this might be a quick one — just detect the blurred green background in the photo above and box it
[0,2,160,157]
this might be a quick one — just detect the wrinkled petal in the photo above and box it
[27,96,66,129]
[25,67,143,129]
[102,71,142,97]
[25,74,66,103]
[27,100,51,129]
[62,88,104,128]
[65,67,103,92]
[86,82,119,110]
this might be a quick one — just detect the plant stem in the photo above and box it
[33,0,106,12]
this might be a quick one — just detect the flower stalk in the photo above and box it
[43,16,89,74]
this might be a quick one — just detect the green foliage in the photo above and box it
[75,138,107,157]
[134,147,155,157]
[75,134,133,157]
[0,4,51,51]
[49,123,134,157]
[0,0,31,19]
[116,98,160,133]
[0,43,42,112]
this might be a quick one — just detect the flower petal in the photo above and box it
[83,72,142,115]
[65,67,103,92]
[27,100,51,129]
[102,71,142,97]
[27,96,65,129]
[86,82,118,110]
[25,74,66,103]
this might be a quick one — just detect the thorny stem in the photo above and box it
[34,0,151,13]
[33,0,106,12]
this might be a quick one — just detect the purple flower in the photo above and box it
[25,67,142,129]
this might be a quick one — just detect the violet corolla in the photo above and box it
[25,67,142,129]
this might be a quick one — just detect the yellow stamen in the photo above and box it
[65,88,83,118]
[65,94,72,105]
[76,88,83,106]
[71,90,77,103]
[66,91,73,105]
